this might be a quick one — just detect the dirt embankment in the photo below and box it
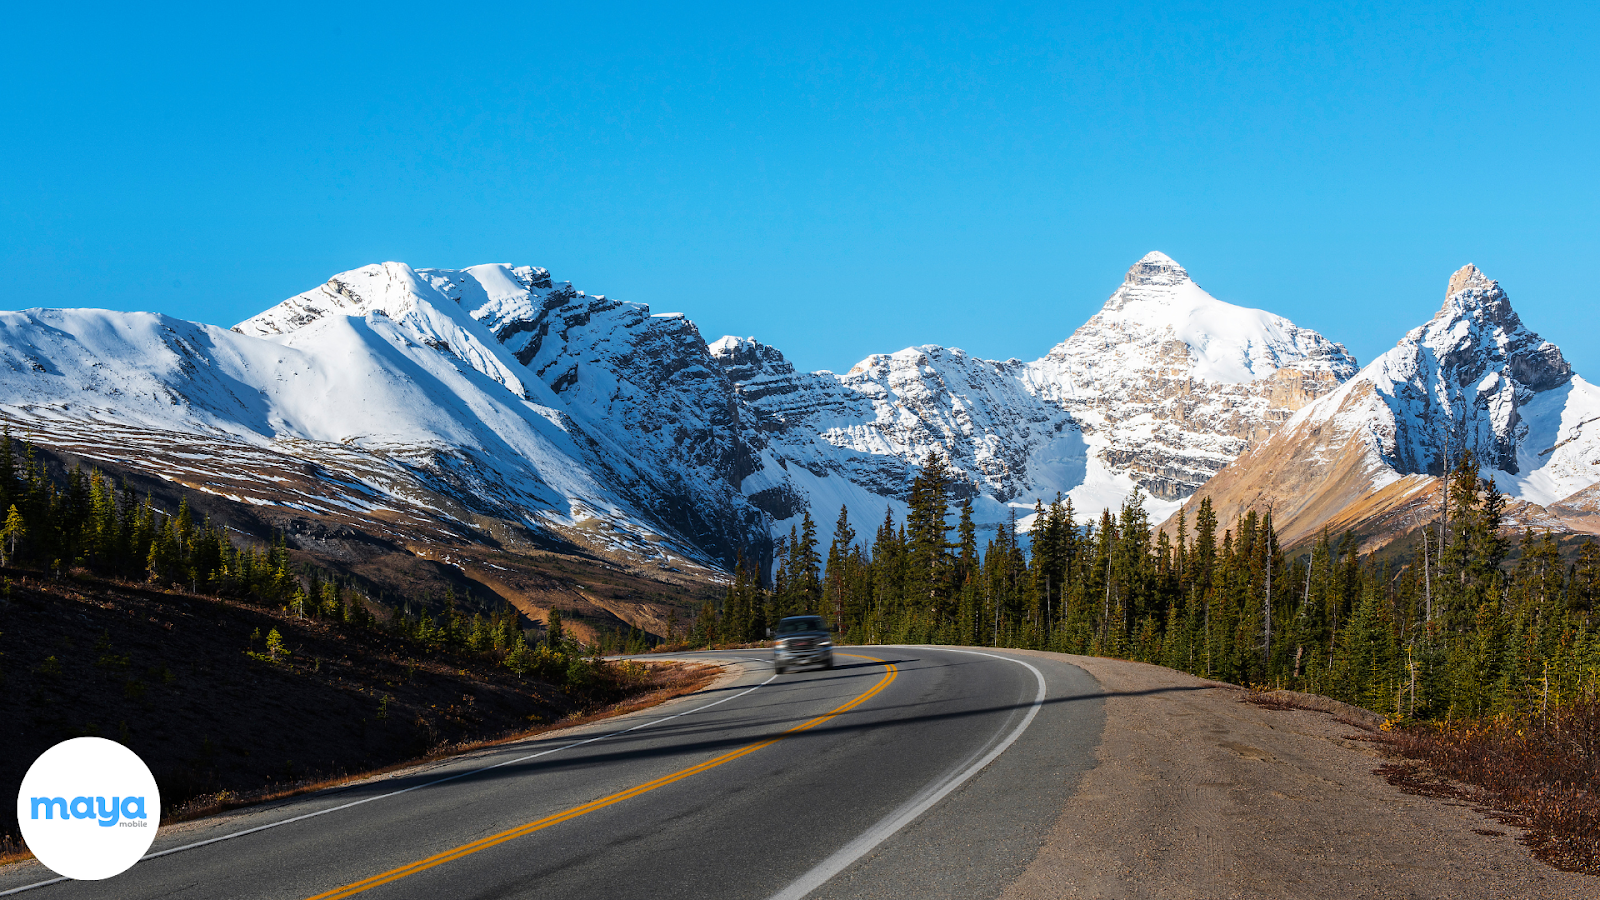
[0,571,709,850]
[1000,653,1595,900]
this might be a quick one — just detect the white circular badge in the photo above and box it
[16,737,160,880]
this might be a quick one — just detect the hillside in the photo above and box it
[0,439,721,646]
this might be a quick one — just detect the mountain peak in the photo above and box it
[1446,263,1492,299]
[708,335,795,380]
[1437,263,1512,326]
[1124,251,1190,287]
[1349,264,1575,476]
[1425,265,1555,371]
[1434,263,1519,327]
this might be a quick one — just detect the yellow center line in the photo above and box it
[307,653,896,900]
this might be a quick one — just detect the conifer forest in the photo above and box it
[7,424,1598,727]
[700,453,1600,726]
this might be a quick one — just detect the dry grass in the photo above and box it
[0,834,28,869]
[1381,701,1600,875]
[1244,689,1600,874]
[1241,689,1383,732]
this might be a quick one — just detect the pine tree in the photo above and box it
[794,511,821,614]
[691,596,719,646]
[546,608,565,648]
[825,505,857,628]
[265,627,287,662]
[1,504,24,564]
[905,453,953,635]
[0,430,14,515]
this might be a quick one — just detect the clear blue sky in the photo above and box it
[3,2,1596,377]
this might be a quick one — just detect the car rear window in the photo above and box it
[776,617,823,634]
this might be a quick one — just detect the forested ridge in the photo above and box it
[697,453,1600,724]
[0,433,609,687]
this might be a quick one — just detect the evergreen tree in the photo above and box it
[905,453,953,635]
[793,511,821,614]
[824,505,857,627]
[1,504,24,564]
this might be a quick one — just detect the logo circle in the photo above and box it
[15,737,161,880]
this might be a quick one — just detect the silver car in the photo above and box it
[771,615,834,674]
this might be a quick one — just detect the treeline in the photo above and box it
[689,453,1600,722]
[0,434,313,605]
[0,434,601,688]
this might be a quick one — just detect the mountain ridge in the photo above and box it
[0,252,1363,622]
[1166,263,1600,551]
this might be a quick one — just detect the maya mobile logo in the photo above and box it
[29,794,150,827]
[15,737,161,880]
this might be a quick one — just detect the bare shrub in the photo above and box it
[1383,700,1600,875]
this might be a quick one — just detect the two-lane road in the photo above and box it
[0,648,1104,900]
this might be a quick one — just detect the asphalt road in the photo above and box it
[0,647,1105,900]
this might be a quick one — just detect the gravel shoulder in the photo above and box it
[998,652,1596,900]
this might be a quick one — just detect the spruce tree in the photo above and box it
[794,511,821,614]
[546,608,565,648]
[906,453,953,632]
[825,505,857,628]
[1,504,24,564]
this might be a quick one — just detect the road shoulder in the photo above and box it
[999,653,1594,900]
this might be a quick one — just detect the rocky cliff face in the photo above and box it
[709,336,1083,541]
[1167,264,1600,549]
[1361,264,1573,479]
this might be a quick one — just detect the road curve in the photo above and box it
[0,648,1104,900]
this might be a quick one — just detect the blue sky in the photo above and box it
[3,2,1596,376]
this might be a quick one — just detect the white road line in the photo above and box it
[765,647,1049,900]
[0,660,777,897]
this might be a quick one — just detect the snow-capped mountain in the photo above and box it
[0,251,1354,592]
[1023,252,1358,506]
[706,252,1354,541]
[1171,264,1600,549]
[237,261,770,571]
[707,337,1080,542]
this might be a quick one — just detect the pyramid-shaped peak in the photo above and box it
[1124,251,1190,287]
[1446,263,1494,299]
[1409,263,1571,393]
[1433,263,1520,332]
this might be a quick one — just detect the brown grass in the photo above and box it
[1380,701,1600,875]
[1241,689,1383,732]
[0,834,28,869]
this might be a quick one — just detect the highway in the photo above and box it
[0,648,1105,900]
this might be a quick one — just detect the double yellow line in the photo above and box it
[308,655,896,899]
